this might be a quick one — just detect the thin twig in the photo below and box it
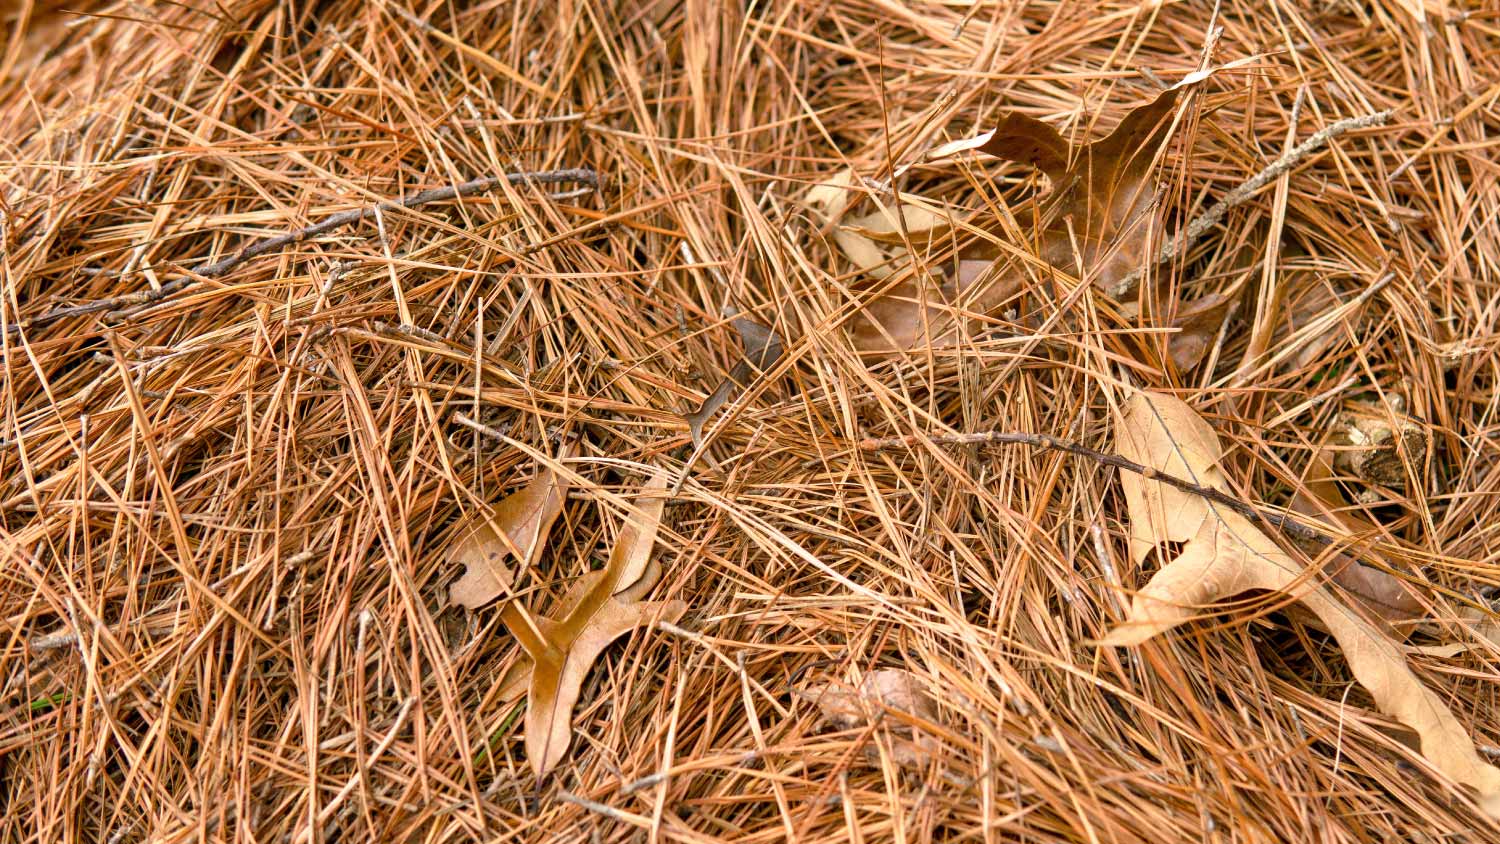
[859,430,1335,547]
[555,791,645,824]
[11,168,600,333]
[1111,109,1394,295]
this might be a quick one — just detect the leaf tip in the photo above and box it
[1092,624,1161,648]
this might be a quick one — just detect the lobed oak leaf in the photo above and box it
[448,443,573,609]
[1104,390,1500,816]
[500,472,686,777]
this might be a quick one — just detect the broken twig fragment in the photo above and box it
[683,310,785,448]
[14,167,601,332]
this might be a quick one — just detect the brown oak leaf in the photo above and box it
[501,472,686,776]
[448,443,573,609]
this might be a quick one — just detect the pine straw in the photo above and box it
[2,0,1499,840]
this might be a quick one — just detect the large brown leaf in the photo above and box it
[501,472,686,777]
[814,68,1226,357]
[1103,391,1500,815]
[933,68,1221,299]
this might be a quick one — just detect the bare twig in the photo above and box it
[859,429,1337,547]
[555,791,646,824]
[1111,110,1394,295]
[10,168,600,333]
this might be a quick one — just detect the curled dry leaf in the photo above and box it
[683,309,784,448]
[1333,401,1428,491]
[500,472,686,777]
[934,67,1224,300]
[806,173,966,354]
[1287,445,1424,626]
[1269,274,1378,372]
[448,443,573,609]
[796,668,941,769]
[1165,292,1239,372]
[1120,287,1243,373]
[1104,390,1500,815]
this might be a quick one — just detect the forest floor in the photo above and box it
[3,0,1500,841]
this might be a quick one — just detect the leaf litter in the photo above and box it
[9,2,1500,840]
[795,668,943,770]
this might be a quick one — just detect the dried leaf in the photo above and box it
[1287,445,1424,625]
[1333,402,1428,490]
[502,475,686,777]
[931,112,1072,182]
[1104,391,1500,815]
[1121,288,1242,372]
[1269,273,1382,372]
[1012,92,1171,295]
[1409,608,1500,657]
[807,172,963,355]
[796,669,940,768]
[817,69,1223,358]
[805,167,858,225]
[448,444,573,609]
[611,472,670,602]
[683,310,784,448]
[941,73,1215,298]
[1166,292,1239,371]
[493,473,670,704]
[843,203,958,245]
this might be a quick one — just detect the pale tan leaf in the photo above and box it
[1409,608,1500,657]
[448,444,573,609]
[844,204,959,244]
[522,576,685,776]
[831,228,896,280]
[805,168,858,224]
[1104,390,1500,815]
[612,471,670,602]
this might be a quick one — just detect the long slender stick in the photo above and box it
[859,429,1336,547]
[10,167,601,332]
[1110,109,1393,295]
